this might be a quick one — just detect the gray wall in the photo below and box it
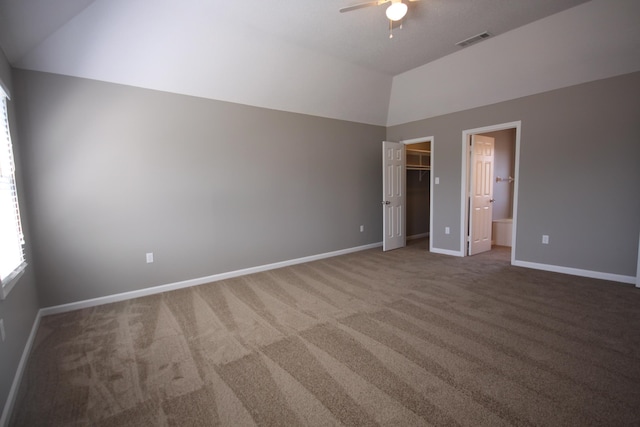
[14,70,385,308]
[0,55,40,420]
[388,71,640,277]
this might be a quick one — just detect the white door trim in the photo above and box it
[460,121,521,264]
[400,136,434,252]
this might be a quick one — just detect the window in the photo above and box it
[0,91,26,299]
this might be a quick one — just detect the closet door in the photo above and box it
[382,141,405,251]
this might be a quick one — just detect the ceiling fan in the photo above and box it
[340,0,421,38]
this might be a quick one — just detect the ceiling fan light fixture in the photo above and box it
[385,2,408,21]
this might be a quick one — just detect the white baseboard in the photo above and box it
[512,259,636,285]
[430,247,464,257]
[1,309,42,427]
[41,242,383,317]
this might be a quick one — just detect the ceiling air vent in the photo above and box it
[456,32,492,48]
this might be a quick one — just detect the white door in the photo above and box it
[468,135,495,255]
[382,141,405,251]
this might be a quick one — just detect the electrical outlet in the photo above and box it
[0,319,5,342]
[435,177,440,185]
[360,225,364,232]
[445,227,450,235]
[542,235,549,244]
[146,252,154,263]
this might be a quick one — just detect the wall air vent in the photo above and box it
[456,32,492,48]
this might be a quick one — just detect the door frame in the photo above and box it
[460,122,521,264]
[400,136,434,252]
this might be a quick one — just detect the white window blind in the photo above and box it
[0,92,26,299]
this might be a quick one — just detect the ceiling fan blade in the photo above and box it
[339,0,390,13]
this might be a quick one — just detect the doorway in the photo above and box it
[381,137,434,252]
[461,122,521,263]
[403,137,433,252]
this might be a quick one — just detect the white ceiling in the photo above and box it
[1,0,590,76]
[388,0,640,125]
[0,0,638,126]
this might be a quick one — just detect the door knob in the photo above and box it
[381,201,391,205]
[489,199,495,203]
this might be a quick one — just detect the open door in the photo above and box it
[468,135,495,255]
[382,141,405,251]
[461,122,521,262]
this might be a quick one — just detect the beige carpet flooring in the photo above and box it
[10,240,640,426]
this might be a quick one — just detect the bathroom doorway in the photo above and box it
[461,122,521,263]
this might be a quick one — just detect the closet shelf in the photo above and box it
[406,147,430,173]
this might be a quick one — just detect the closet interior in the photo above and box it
[406,141,430,240]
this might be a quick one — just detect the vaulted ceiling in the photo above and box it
[0,0,590,75]
[0,0,638,126]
